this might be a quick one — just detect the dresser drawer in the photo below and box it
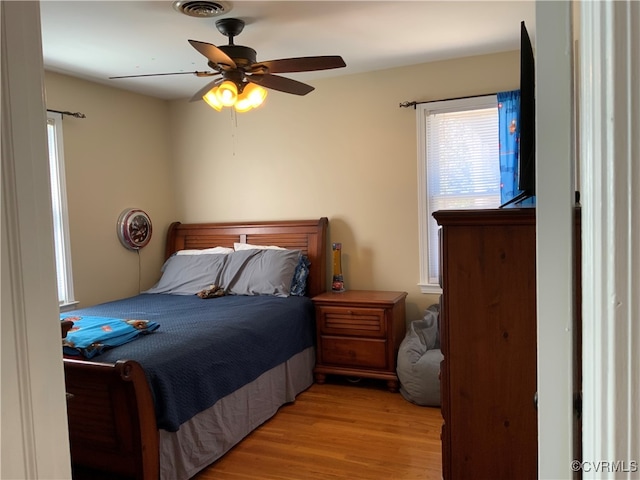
[317,306,386,338]
[320,336,388,369]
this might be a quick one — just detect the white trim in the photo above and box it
[535,2,576,477]
[0,2,72,478]
[416,95,499,293]
[417,283,442,295]
[60,301,80,312]
[47,111,76,305]
[580,1,640,477]
[416,105,430,291]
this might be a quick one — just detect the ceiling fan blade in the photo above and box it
[189,78,223,102]
[109,71,217,79]
[188,40,236,69]
[249,73,315,96]
[252,56,346,74]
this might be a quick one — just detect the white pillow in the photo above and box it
[176,246,234,255]
[233,242,286,251]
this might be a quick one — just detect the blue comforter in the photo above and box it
[69,294,315,432]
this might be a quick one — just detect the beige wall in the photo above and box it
[44,51,518,318]
[168,51,520,320]
[44,72,178,307]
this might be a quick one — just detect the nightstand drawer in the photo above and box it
[317,306,386,338]
[320,336,388,369]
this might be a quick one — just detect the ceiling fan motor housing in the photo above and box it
[218,69,248,91]
[218,45,257,69]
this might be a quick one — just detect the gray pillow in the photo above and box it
[222,249,301,297]
[143,254,228,295]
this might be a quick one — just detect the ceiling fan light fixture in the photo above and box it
[216,80,238,106]
[234,97,253,113]
[172,1,232,18]
[234,84,267,112]
[202,81,266,112]
[244,83,268,108]
[203,87,223,111]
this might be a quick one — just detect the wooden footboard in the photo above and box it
[64,359,159,480]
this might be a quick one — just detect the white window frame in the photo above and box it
[47,111,77,310]
[417,95,501,294]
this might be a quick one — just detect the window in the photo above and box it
[417,96,501,293]
[47,112,76,309]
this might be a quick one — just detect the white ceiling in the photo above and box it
[39,1,536,101]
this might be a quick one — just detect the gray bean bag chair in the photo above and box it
[396,304,443,407]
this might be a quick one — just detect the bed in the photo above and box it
[63,218,328,480]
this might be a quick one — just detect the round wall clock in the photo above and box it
[117,208,152,251]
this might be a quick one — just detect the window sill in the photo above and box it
[418,283,443,295]
[59,301,79,313]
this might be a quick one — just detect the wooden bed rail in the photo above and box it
[64,359,159,480]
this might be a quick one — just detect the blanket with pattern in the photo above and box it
[61,314,159,359]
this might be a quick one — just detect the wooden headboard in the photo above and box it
[165,217,328,298]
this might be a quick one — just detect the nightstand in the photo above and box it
[312,290,407,392]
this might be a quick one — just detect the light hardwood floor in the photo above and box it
[193,378,443,480]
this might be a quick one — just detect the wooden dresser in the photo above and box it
[434,208,538,479]
[312,290,407,392]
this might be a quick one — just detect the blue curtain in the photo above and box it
[498,90,521,204]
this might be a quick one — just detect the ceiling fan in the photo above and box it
[110,18,346,111]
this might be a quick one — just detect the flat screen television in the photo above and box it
[501,20,535,208]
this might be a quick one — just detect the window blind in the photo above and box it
[424,104,501,283]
